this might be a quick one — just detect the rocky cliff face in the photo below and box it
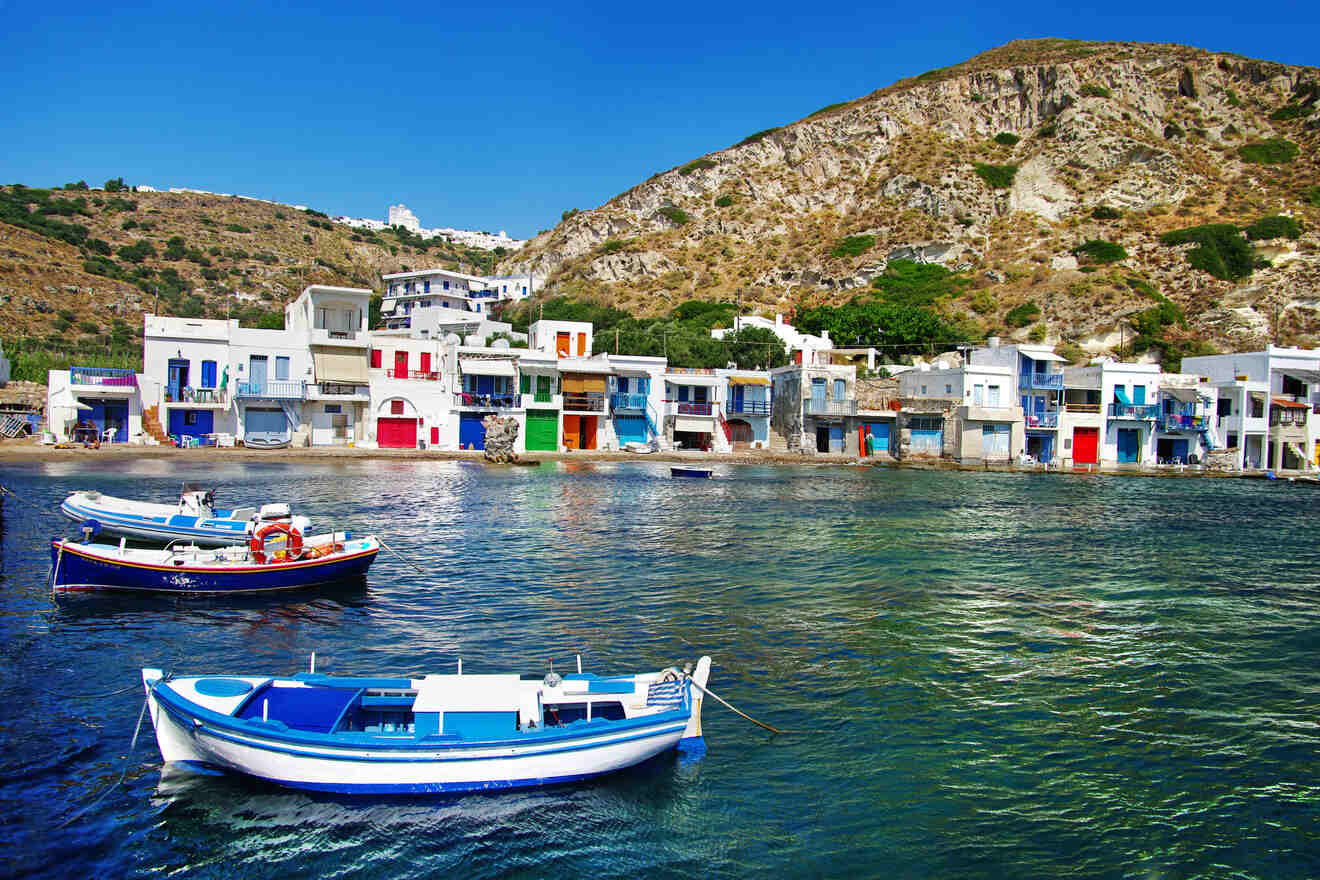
[501,39,1320,355]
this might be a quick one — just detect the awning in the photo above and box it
[379,300,397,315]
[666,373,722,386]
[1272,397,1310,410]
[728,375,771,386]
[314,352,369,384]
[563,374,606,393]
[1280,369,1320,384]
[1023,352,1066,363]
[1113,386,1132,406]
[675,415,714,433]
[459,358,515,377]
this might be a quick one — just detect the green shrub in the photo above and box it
[714,194,735,207]
[208,245,222,256]
[84,238,111,256]
[274,211,286,219]
[831,235,875,258]
[106,197,136,212]
[809,101,850,118]
[303,234,313,244]
[970,92,983,102]
[1080,83,1112,99]
[1037,119,1058,138]
[1091,205,1122,220]
[734,128,778,148]
[1164,123,1184,139]
[974,163,1018,189]
[225,223,251,233]
[1027,323,1048,343]
[1160,224,1255,280]
[255,252,279,264]
[969,290,997,314]
[994,132,1020,146]
[1270,104,1314,121]
[1225,89,1241,107]
[116,240,156,263]
[78,320,99,334]
[1237,138,1299,164]
[1304,186,1320,207]
[1005,302,1041,328]
[678,158,717,176]
[601,239,625,254]
[1072,240,1128,264]
[871,260,969,306]
[1056,341,1085,363]
[1244,215,1303,240]
[103,177,127,192]
[1126,277,1159,298]
[121,218,138,231]
[657,206,688,226]
[561,208,580,222]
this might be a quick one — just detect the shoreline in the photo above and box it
[0,438,1308,481]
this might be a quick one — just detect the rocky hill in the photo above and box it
[500,39,1320,360]
[0,185,501,377]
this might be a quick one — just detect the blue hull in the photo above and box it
[51,542,377,593]
[671,467,712,478]
[61,499,251,546]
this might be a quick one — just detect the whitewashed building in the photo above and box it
[898,361,1024,462]
[1062,359,1163,466]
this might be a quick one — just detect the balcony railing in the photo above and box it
[458,392,519,409]
[1019,372,1064,390]
[531,390,554,404]
[70,366,136,387]
[1065,402,1101,413]
[1109,403,1160,419]
[316,383,364,396]
[672,401,713,416]
[1163,414,1208,432]
[562,392,605,412]
[236,380,306,401]
[1025,411,1059,428]
[165,387,226,405]
[388,369,441,381]
[806,399,857,416]
[726,399,771,415]
[611,392,649,412]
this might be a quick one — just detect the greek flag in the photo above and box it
[646,680,686,708]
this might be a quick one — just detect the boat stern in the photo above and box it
[679,655,712,747]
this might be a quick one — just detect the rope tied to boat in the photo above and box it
[375,538,431,580]
[55,692,150,829]
[677,671,813,736]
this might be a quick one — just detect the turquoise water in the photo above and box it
[1,460,1318,878]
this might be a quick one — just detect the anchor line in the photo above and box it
[55,693,151,829]
[375,538,431,580]
[686,678,812,736]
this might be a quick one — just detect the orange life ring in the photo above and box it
[250,521,304,564]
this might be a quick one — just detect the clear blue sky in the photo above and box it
[2,1,1315,239]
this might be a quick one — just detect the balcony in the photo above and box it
[311,383,369,401]
[806,399,856,417]
[671,401,714,416]
[1109,403,1160,420]
[611,392,649,412]
[165,387,227,408]
[457,392,519,409]
[1162,413,1208,433]
[1019,372,1064,390]
[563,392,605,412]
[1025,411,1059,428]
[726,399,771,415]
[1064,402,1101,413]
[70,366,136,389]
[387,368,441,381]
[310,327,369,348]
[236,380,307,401]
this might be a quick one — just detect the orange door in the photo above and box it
[563,415,581,449]
[580,416,597,450]
[556,333,570,357]
[577,333,586,356]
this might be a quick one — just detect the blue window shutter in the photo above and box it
[678,386,689,402]
[275,356,290,381]
[201,360,217,388]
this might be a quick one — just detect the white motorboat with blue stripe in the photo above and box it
[61,486,307,546]
[141,655,712,794]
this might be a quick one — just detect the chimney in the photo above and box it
[987,336,1001,348]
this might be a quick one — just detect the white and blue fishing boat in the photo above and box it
[670,466,712,478]
[141,655,712,794]
[50,529,378,593]
[61,486,307,546]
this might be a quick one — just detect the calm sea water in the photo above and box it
[1,459,1318,878]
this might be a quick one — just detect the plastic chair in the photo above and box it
[101,427,117,445]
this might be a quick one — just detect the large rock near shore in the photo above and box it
[482,415,520,463]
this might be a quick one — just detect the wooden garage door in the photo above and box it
[525,410,558,451]
[378,417,417,449]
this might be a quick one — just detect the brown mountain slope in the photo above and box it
[500,39,1320,356]
[0,187,498,349]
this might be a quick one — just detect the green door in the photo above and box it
[525,409,558,451]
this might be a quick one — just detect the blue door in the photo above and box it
[249,355,268,389]
[828,425,844,452]
[865,422,890,452]
[168,408,214,439]
[1117,428,1140,463]
[167,359,189,399]
[245,407,288,446]
[732,385,745,412]
[615,415,648,444]
[811,379,827,410]
[459,415,486,450]
[1170,438,1190,463]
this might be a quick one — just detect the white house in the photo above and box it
[711,314,832,366]
[899,361,1024,462]
[968,340,1067,464]
[1062,359,1163,466]
[716,369,773,449]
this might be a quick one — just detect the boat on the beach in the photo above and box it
[141,655,712,794]
[670,466,712,478]
[60,485,307,546]
[50,529,378,593]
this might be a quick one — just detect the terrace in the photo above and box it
[806,399,857,417]
[235,380,307,401]
[1019,372,1064,390]
[1109,403,1161,420]
[610,392,648,412]
[562,392,605,412]
[726,398,771,415]
[70,367,136,389]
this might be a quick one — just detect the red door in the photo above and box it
[1073,427,1099,465]
[394,351,408,379]
[378,417,417,448]
[419,352,431,376]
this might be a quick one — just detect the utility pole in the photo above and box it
[153,285,159,315]
[615,327,619,354]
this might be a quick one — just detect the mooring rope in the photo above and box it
[55,692,150,829]
[375,538,431,580]
[686,677,812,736]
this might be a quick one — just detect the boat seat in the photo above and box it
[236,684,361,733]
[562,679,636,695]
[229,507,256,522]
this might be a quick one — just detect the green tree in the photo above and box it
[721,326,789,370]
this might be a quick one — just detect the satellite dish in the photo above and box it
[444,333,462,345]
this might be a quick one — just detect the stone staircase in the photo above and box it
[765,426,791,452]
[141,405,171,445]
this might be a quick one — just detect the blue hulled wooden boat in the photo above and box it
[670,466,712,478]
[141,656,712,794]
[50,530,377,593]
[60,486,308,547]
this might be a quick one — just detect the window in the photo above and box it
[987,385,1001,406]
[520,374,531,394]
[618,377,629,393]
[443,280,450,290]
[391,400,404,415]
[325,404,341,414]
[275,356,290,381]
[1227,432,1238,448]
[972,384,983,405]
[1251,396,1265,418]
[200,360,217,388]
[945,383,952,395]
[678,386,689,402]
[424,280,431,294]
[184,411,198,426]
[1132,385,1146,405]
[502,284,508,293]
[522,286,527,295]
[921,385,928,395]
[1282,374,1306,397]
[834,379,845,401]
